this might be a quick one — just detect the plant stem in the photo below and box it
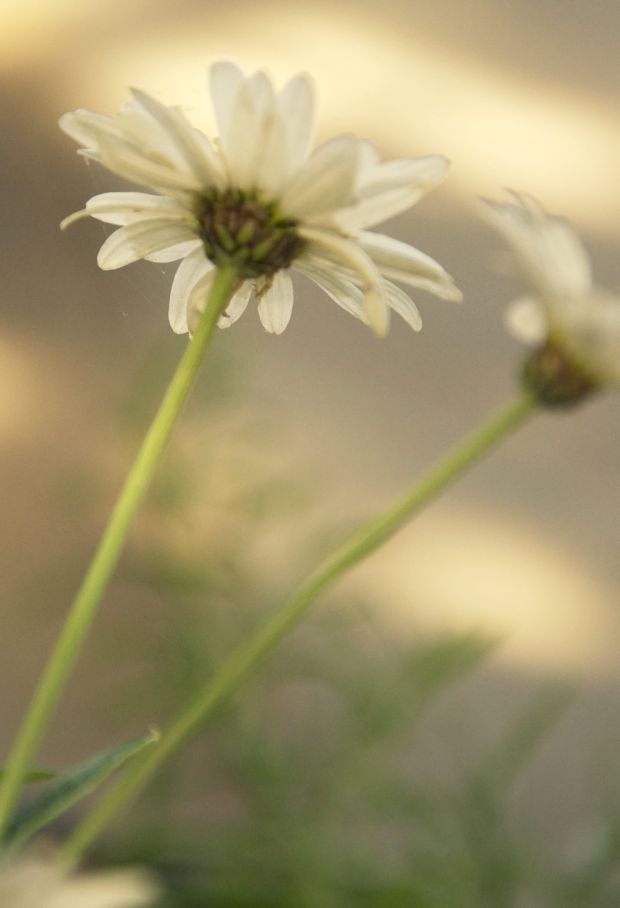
[61,391,536,865]
[0,266,238,840]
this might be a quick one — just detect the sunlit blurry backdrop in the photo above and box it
[1,0,620,896]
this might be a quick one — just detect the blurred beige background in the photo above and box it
[1,0,620,846]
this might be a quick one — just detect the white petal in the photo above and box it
[278,74,315,172]
[483,193,592,301]
[297,237,387,336]
[168,247,214,333]
[223,73,285,191]
[294,258,365,321]
[297,225,382,291]
[218,281,253,328]
[552,289,620,384]
[360,155,449,199]
[95,132,202,193]
[62,108,200,193]
[358,231,462,301]
[331,188,417,231]
[504,296,548,345]
[50,869,159,908]
[59,110,121,149]
[96,220,198,270]
[144,239,202,262]
[382,280,422,331]
[128,89,224,188]
[362,284,390,337]
[186,270,216,334]
[257,271,294,334]
[251,106,291,196]
[279,136,361,220]
[63,192,192,229]
[333,155,449,230]
[209,61,245,144]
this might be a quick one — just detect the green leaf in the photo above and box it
[407,631,497,707]
[5,728,159,849]
[475,686,574,797]
[0,768,56,783]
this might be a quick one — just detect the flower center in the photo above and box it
[196,189,305,279]
[522,341,596,408]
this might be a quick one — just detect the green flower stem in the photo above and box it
[61,391,536,866]
[0,266,238,841]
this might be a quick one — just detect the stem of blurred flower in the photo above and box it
[0,266,238,841]
[61,391,536,865]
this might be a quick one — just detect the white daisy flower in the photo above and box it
[60,61,461,338]
[0,855,158,908]
[483,191,620,404]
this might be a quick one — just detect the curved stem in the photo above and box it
[0,267,238,839]
[61,391,536,865]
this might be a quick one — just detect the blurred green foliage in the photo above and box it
[64,340,620,908]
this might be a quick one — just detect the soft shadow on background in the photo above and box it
[1,0,620,903]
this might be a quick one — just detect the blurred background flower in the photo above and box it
[1,0,620,904]
[0,852,158,907]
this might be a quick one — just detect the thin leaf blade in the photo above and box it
[6,728,159,849]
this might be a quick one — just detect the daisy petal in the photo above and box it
[504,296,547,345]
[187,271,216,334]
[482,193,592,301]
[128,89,224,189]
[278,73,315,172]
[97,220,198,270]
[297,225,382,290]
[361,155,449,198]
[333,155,450,230]
[295,258,365,320]
[74,192,191,228]
[382,280,422,331]
[358,231,462,300]
[223,75,289,194]
[257,271,294,334]
[363,284,390,337]
[572,292,620,383]
[95,132,203,193]
[218,281,253,328]
[168,246,214,333]
[209,61,244,143]
[332,189,418,231]
[59,110,121,149]
[144,239,202,262]
[279,136,361,220]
